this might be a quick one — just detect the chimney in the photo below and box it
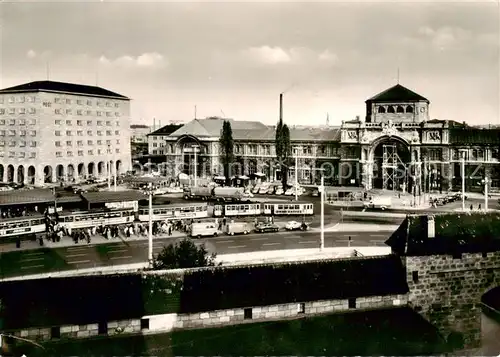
[427,215,435,238]
[279,93,283,122]
[153,117,156,131]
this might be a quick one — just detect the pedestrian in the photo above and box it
[470,204,473,211]
[479,204,482,210]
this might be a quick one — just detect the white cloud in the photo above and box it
[99,52,166,68]
[243,46,338,65]
[26,49,37,59]
[245,46,291,64]
[417,26,473,49]
[318,50,338,63]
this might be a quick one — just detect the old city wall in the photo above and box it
[405,251,500,349]
[1,255,410,343]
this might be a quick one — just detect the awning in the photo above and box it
[81,191,145,205]
[213,176,226,180]
[253,172,266,177]
[238,175,250,180]
[0,189,55,207]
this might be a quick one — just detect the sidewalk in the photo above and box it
[310,223,399,233]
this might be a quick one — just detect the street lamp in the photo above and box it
[113,144,117,192]
[459,149,468,211]
[482,176,490,211]
[143,182,155,266]
[107,145,111,190]
[192,144,199,187]
[312,167,325,251]
[294,146,302,201]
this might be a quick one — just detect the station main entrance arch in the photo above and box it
[371,136,412,191]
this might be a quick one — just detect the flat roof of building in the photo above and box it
[0,189,55,207]
[81,190,145,204]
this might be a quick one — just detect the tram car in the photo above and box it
[137,202,209,222]
[0,214,46,239]
[58,208,136,229]
[214,201,314,217]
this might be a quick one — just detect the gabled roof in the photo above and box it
[0,80,128,99]
[169,117,268,138]
[367,84,429,103]
[289,126,341,141]
[386,213,500,256]
[148,123,183,136]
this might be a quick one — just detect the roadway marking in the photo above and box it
[369,234,387,238]
[108,249,128,253]
[67,246,88,251]
[21,265,44,270]
[67,260,91,265]
[217,240,235,243]
[110,256,133,260]
[227,245,246,249]
[299,241,317,244]
[250,237,268,241]
[21,257,44,262]
[66,253,87,259]
[23,251,44,257]
[262,243,281,246]
[342,234,358,237]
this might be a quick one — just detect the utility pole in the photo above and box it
[459,149,467,211]
[192,144,199,187]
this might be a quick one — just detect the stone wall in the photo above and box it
[5,294,408,343]
[405,252,500,349]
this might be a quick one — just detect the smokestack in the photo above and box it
[279,93,283,122]
[153,117,156,131]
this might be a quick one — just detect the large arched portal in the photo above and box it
[97,161,105,176]
[0,164,4,182]
[371,137,411,191]
[7,165,14,183]
[27,166,35,185]
[88,162,95,177]
[176,135,207,177]
[44,165,53,183]
[78,163,85,180]
[56,164,65,183]
[17,165,25,185]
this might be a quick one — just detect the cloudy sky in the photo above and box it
[0,0,498,127]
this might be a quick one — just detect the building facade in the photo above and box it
[155,84,500,192]
[0,81,132,186]
[130,124,152,157]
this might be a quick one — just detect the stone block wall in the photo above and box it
[107,319,142,336]
[60,323,99,339]
[405,252,500,349]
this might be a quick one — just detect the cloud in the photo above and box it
[242,46,338,65]
[99,52,167,68]
[416,26,473,49]
[26,49,36,59]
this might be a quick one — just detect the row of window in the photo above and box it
[55,148,120,157]
[0,151,36,158]
[0,95,36,104]
[377,105,414,114]
[55,120,120,127]
[53,108,121,117]
[55,139,120,147]
[0,119,37,126]
[0,130,37,137]
[0,141,37,147]
[0,108,36,115]
[55,130,120,137]
[452,148,500,160]
[53,98,120,108]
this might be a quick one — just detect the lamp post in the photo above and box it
[113,144,117,192]
[320,171,324,251]
[294,146,301,201]
[482,176,490,211]
[107,145,111,190]
[143,182,155,266]
[192,144,199,187]
[459,149,467,211]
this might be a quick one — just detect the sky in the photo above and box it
[0,0,499,128]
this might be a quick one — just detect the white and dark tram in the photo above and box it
[58,208,136,229]
[0,215,46,240]
[213,201,314,217]
[137,202,209,222]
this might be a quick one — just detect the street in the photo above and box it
[0,229,393,279]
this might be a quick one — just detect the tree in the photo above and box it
[219,120,234,186]
[152,238,218,270]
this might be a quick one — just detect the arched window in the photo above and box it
[405,106,414,113]
[387,106,395,113]
[396,106,405,113]
[378,106,386,113]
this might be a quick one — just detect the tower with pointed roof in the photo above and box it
[365,84,430,124]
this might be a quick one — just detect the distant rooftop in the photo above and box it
[367,84,429,103]
[148,123,184,136]
[130,124,150,129]
[0,80,128,100]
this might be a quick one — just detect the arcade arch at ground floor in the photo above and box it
[0,159,128,186]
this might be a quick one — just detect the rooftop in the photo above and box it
[0,189,55,207]
[386,212,500,256]
[169,117,269,138]
[0,80,128,99]
[367,84,429,103]
[148,123,184,136]
[81,190,145,204]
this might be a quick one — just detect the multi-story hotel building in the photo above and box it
[0,80,132,186]
[152,84,500,193]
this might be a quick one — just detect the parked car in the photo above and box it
[311,189,319,197]
[255,222,280,233]
[275,187,284,195]
[285,221,309,231]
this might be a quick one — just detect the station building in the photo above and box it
[152,84,500,193]
[0,81,132,186]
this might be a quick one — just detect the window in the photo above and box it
[19,108,25,114]
[98,149,102,155]
[78,150,83,156]
[116,139,120,144]
[19,141,26,147]
[55,141,61,147]
[114,103,119,108]
[87,120,92,126]
[55,131,61,136]
[67,151,73,157]
[77,100,83,105]
[30,141,36,147]
[8,141,15,147]
[378,106,386,113]
[96,101,102,107]
[87,130,93,136]
[29,152,36,158]
[77,110,83,116]
[29,108,36,114]
[88,140,93,145]
[0,130,4,136]
[66,109,72,115]
[55,109,61,114]
[396,105,405,113]
[412,271,419,283]
[8,97,14,103]
[97,131,103,136]
[106,112,112,117]
[97,111,102,116]
[0,109,4,115]
[115,148,120,153]
[30,130,36,136]
[8,108,15,114]
[8,130,15,136]
[115,121,120,126]
[55,98,61,104]
[97,121,103,126]
[106,121,111,126]
[87,100,92,106]
[66,141,72,146]
[140,318,150,330]
[243,308,252,320]
[66,130,72,136]
[97,140,102,145]
[77,140,83,146]
[66,99,71,104]
[18,119,25,125]
[8,151,14,158]
[77,131,83,136]
[43,101,52,107]
[17,96,25,103]
[29,119,36,125]
[88,149,94,155]
[51,326,61,339]
[66,120,72,126]
[18,152,25,158]
[56,151,62,157]
[77,120,83,126]
[115,130,120,135]
[297,303,305,314]
[106,140,111,145]
[9,119,15,125]
[348,298,356,309]
[55,120,62,125]
[106,130,112,135]
[0,141,4,146]
[387,106,395,113]
[86,110,91,115]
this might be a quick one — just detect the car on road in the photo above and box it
[311,189,319,197]
[285,221,309,231]
[255,222,280,233]
[275,187,284,195]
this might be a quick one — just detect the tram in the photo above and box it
[0,215,46,239]
[57,208,136,229]
[214,201,314,217]
[137,202,209,222]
